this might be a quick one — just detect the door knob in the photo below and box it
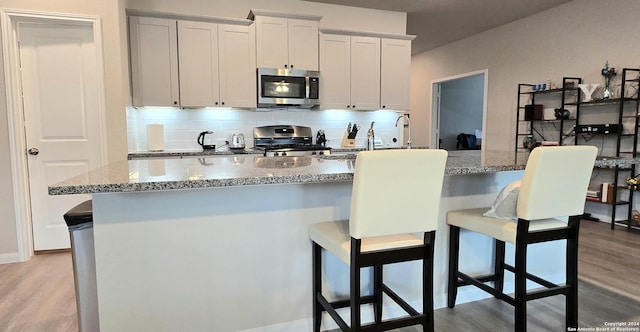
[28,148,39,155]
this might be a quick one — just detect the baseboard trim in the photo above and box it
[0,252,21,264]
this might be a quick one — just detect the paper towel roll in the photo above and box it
[147,124,164,151]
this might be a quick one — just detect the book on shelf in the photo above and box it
[600,183,616,204]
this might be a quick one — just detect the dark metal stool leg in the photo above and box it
[424,231,436,332]
[351,239,362,332]
[374,264,383,323]
[566,217,580,329]
[494,239,505,294]
[447,226,460,308]
[312,242,322,332]
[514,219,530,332]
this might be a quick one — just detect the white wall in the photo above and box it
[0,44,18,258]
[411,0,640,153]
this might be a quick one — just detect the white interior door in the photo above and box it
[18,22,104,250]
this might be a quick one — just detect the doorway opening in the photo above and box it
[431,70,487,151]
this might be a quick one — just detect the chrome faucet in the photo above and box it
[395,114,411,149]
[367,121,375,151]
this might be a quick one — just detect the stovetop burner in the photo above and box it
[253,125,331,157]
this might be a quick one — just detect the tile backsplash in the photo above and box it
[127,107,406,152]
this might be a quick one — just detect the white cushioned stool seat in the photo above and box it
[447,208,568,243]
[309,220,424,265]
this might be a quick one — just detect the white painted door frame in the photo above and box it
[1,9,107,261]
[430,69,489,151]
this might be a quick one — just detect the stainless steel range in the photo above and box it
[253,125,331,157]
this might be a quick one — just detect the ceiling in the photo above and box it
[302,0,573,55]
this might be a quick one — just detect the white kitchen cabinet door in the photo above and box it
[380,38,411,110]
[350,36,381,110]
[129,16,179,107]
[288,19,319,71]
[255,16,288,69]
[218,24,256,108]
[255,15,319,70]
[319,33,351,110]
[177,21,219,107]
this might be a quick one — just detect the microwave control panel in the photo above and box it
[309,77,319,99]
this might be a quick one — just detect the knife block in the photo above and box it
[341,132,356,148]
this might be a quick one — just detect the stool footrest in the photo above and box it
[360,316,427,332]
[325,295,376,310]
[381,283,419,316]
[503,263,559,289]
[457,270,573,304]
[317,293,349,331]
[526,285,572,301]
[457,271,516,305]
[316,283,427,331]
[455,273,499,287]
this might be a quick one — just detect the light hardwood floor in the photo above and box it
[0,251,77,332]
[0,221,638,332]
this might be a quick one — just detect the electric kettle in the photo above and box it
[197,131,216,150]
[230,133,245,149]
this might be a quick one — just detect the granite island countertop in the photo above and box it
[49,150,640,195]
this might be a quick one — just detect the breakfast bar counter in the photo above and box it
[48,150,640,331]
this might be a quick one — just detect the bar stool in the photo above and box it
[447,145,597,332]
[309,149,448,332]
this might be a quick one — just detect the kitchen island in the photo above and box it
[49,150,636,332]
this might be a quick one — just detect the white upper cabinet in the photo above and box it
[380,38,412,110]
[218,24,257,108]
[129,16,179,107]
[320,29,414,111]
[320,33,380,111]
[319,34,351,109]
[251,10,321,71]
[287,19,319,71]
[129,16,256,108]
[177,20,219,107]
[350,36,381,110]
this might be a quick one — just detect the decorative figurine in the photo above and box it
[601,61,617,99]
[626,174,640,190]
[579,83,599,102]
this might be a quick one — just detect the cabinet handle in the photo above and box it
[221,101,225,105]
[215,102,218,105]
[382,105,386,109]
[347,105,351,108]
[284,64,288,68]
[352,105,356,109]
[173,101,178,105]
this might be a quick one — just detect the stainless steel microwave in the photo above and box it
[257,68,319,108]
